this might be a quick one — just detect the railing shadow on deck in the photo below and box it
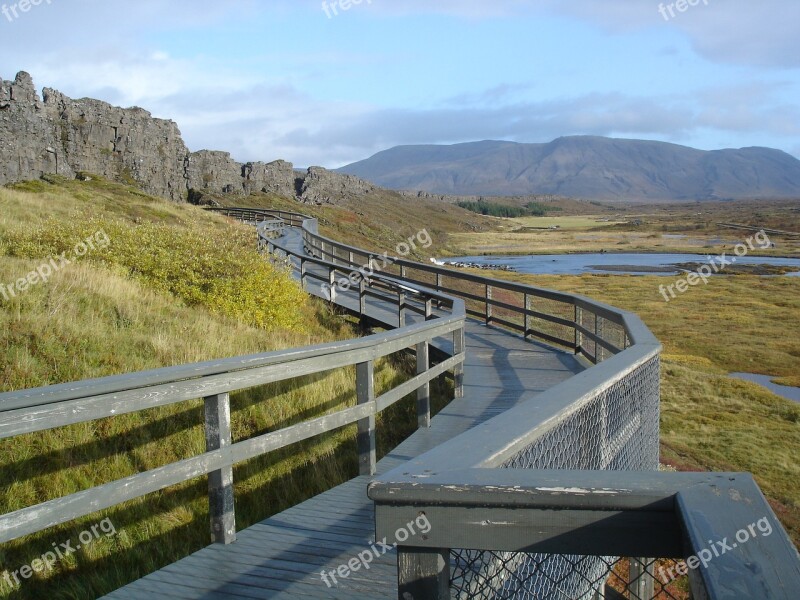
[0,205,797,600]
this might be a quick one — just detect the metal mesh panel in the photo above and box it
[451,555,689,600]
[450,356,661,600]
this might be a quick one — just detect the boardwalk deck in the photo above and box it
[103,229,585,599]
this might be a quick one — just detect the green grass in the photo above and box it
[511,215,627,229]
[0,176,452,599]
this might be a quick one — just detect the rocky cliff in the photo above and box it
[0,71,374,204]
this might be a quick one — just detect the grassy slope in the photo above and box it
[0,177,448,599]
[211,189,498,258]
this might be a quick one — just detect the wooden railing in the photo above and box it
[0,218,466,545]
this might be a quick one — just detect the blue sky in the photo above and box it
[2,0,798,167]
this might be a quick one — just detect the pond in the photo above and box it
[444,253,800,276]
[730,373,800,403]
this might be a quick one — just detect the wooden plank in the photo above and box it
[356,361,376,476]
[677,474,800,600]
[377,504,680,557]
[204,392,236,544]
[159,551,390,590]
[397,547,449,600]
[416,340,430,429]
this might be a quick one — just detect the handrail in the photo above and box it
[0,211,467,545]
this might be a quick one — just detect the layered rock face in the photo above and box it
[300,167,376,203]
[0,72,374,204]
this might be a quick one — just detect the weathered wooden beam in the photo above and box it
[378,504,681,557]
[485,284,493,325]
[397,547,450,600]
[356,361,376,476]
[204,393,236,544]
[416,341,431,429]
[453,326,465,398]
[676,474,800,600]
[398,291,406,328]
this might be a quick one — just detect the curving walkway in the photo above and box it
[103,227,585,599]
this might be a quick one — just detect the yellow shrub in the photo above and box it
[2,215,307,332]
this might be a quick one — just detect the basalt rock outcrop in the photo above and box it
[0,71,374,204]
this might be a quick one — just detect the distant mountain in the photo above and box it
[338,137,800,201]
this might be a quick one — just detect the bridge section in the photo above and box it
[101,220,586,598]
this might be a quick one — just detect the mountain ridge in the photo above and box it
[338,136,800,201]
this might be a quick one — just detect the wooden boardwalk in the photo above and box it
[103,229,585,599]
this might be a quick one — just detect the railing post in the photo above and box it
[204,393,236,544]
[574,304,582,354]
[453,325,465,398]
[349,250,354,266]
[397,547,450,600]
[524,293,531,340]
[593,585,607,599]
[416,340,430,429]
[485,284,493,325]
[328,270,337,302]
[356,360,376,476]
[597,314,605,362]
[300,258,307,291]
[629,558,655,599]
[594,312,601,362]
[424,298,433,320]
[359,276,367,315]
[398,291,406,328]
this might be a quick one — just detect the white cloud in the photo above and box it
[542,0,800,68]
[1,0,797,167]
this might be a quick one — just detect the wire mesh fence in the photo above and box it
[449,356,662,599]
[451,554,690,599]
